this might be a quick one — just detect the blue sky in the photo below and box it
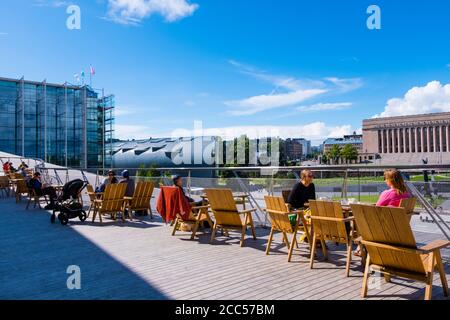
[0,0,449,145]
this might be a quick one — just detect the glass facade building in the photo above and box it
[0,77,114,169]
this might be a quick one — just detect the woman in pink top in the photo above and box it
[354,169,410,257]
[376,169,411,207]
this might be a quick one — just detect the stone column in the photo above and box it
[403,128,407,153]
[409,127,413,153]
[381,130,385,153]
[421,127,425,153]
[387,129,391,153]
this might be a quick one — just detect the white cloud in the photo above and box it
[225,89,327,116]
[296,102,352,113]
[107,0,199,25]
[324,77,363,93]
[115,124,153,140]
[225,61,362,116]
[373,81,450,118]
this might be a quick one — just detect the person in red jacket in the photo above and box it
[2,162,10,173]
[172,175,204,207]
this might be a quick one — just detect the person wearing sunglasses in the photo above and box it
[96,169,118,193]
[287,169,316,210]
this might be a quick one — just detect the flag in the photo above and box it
[90,65,96,75]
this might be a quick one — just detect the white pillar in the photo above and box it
[386,130,391,153]
[381,130,385,153]
[420,127,424,153]
[438,126,443,153]
[409,127,413,153]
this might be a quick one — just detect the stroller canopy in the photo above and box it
[60,179,86,201]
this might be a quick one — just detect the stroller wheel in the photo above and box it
[79,210,87,222]
[58,213,69,226]
[50,213,56,224]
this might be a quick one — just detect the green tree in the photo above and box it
[326,145,341,164]
[340,144,358,164]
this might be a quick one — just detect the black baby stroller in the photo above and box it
[51,179,88,225]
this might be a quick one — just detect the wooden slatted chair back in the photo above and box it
[16,179,29,194]
[86,184,96,200]
[100,183,127,213]
[281,190,291,203]
[350,203,425,274]
[264,196,293,233]
[130,181,154,209]
[309,200,349,243]
[205,188,243,227]
[0,176,9,188]
[8,173,17,179]
[400,197,416,222]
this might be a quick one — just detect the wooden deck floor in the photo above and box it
[1,196,449,300]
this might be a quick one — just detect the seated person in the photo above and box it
[28,172,58,210]
[17,165,28,179]
[376,169,411,207]
[172,175,209,227]
[354,169,411,257]
[119,170,135,197]
[287,170,316,242]
[119,170,140,217]
[172,175,204,207]
[9,162,17,173]
[96,170,118,193]
[287,169,316,210]
[2,162,10,173]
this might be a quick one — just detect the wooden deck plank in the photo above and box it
[0,196,448,300]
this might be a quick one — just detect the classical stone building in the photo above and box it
[362,112,450,165]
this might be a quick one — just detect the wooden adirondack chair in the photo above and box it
[91,183,127,223]
[281,190,291,203]
[205,188,257,247]
[350,203,449,300]
[171,204,213,240]
[309,200,356,277]
[86,184,97,217]
[400,197,417,222]
[124,181,155,220]
[0,176,10,197]
[26,188,49,210]
[264,196,307,262]
[15,179,29,203]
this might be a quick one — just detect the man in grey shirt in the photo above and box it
[119,170,135,197]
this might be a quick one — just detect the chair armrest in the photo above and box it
[311,216,354,222]
[361,240,423,255]
[239,209,257,215]
[419,240,450,253]
[191,205,210,210]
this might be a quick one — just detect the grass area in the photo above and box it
[251,174,450,187]
[331,195,379,204]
